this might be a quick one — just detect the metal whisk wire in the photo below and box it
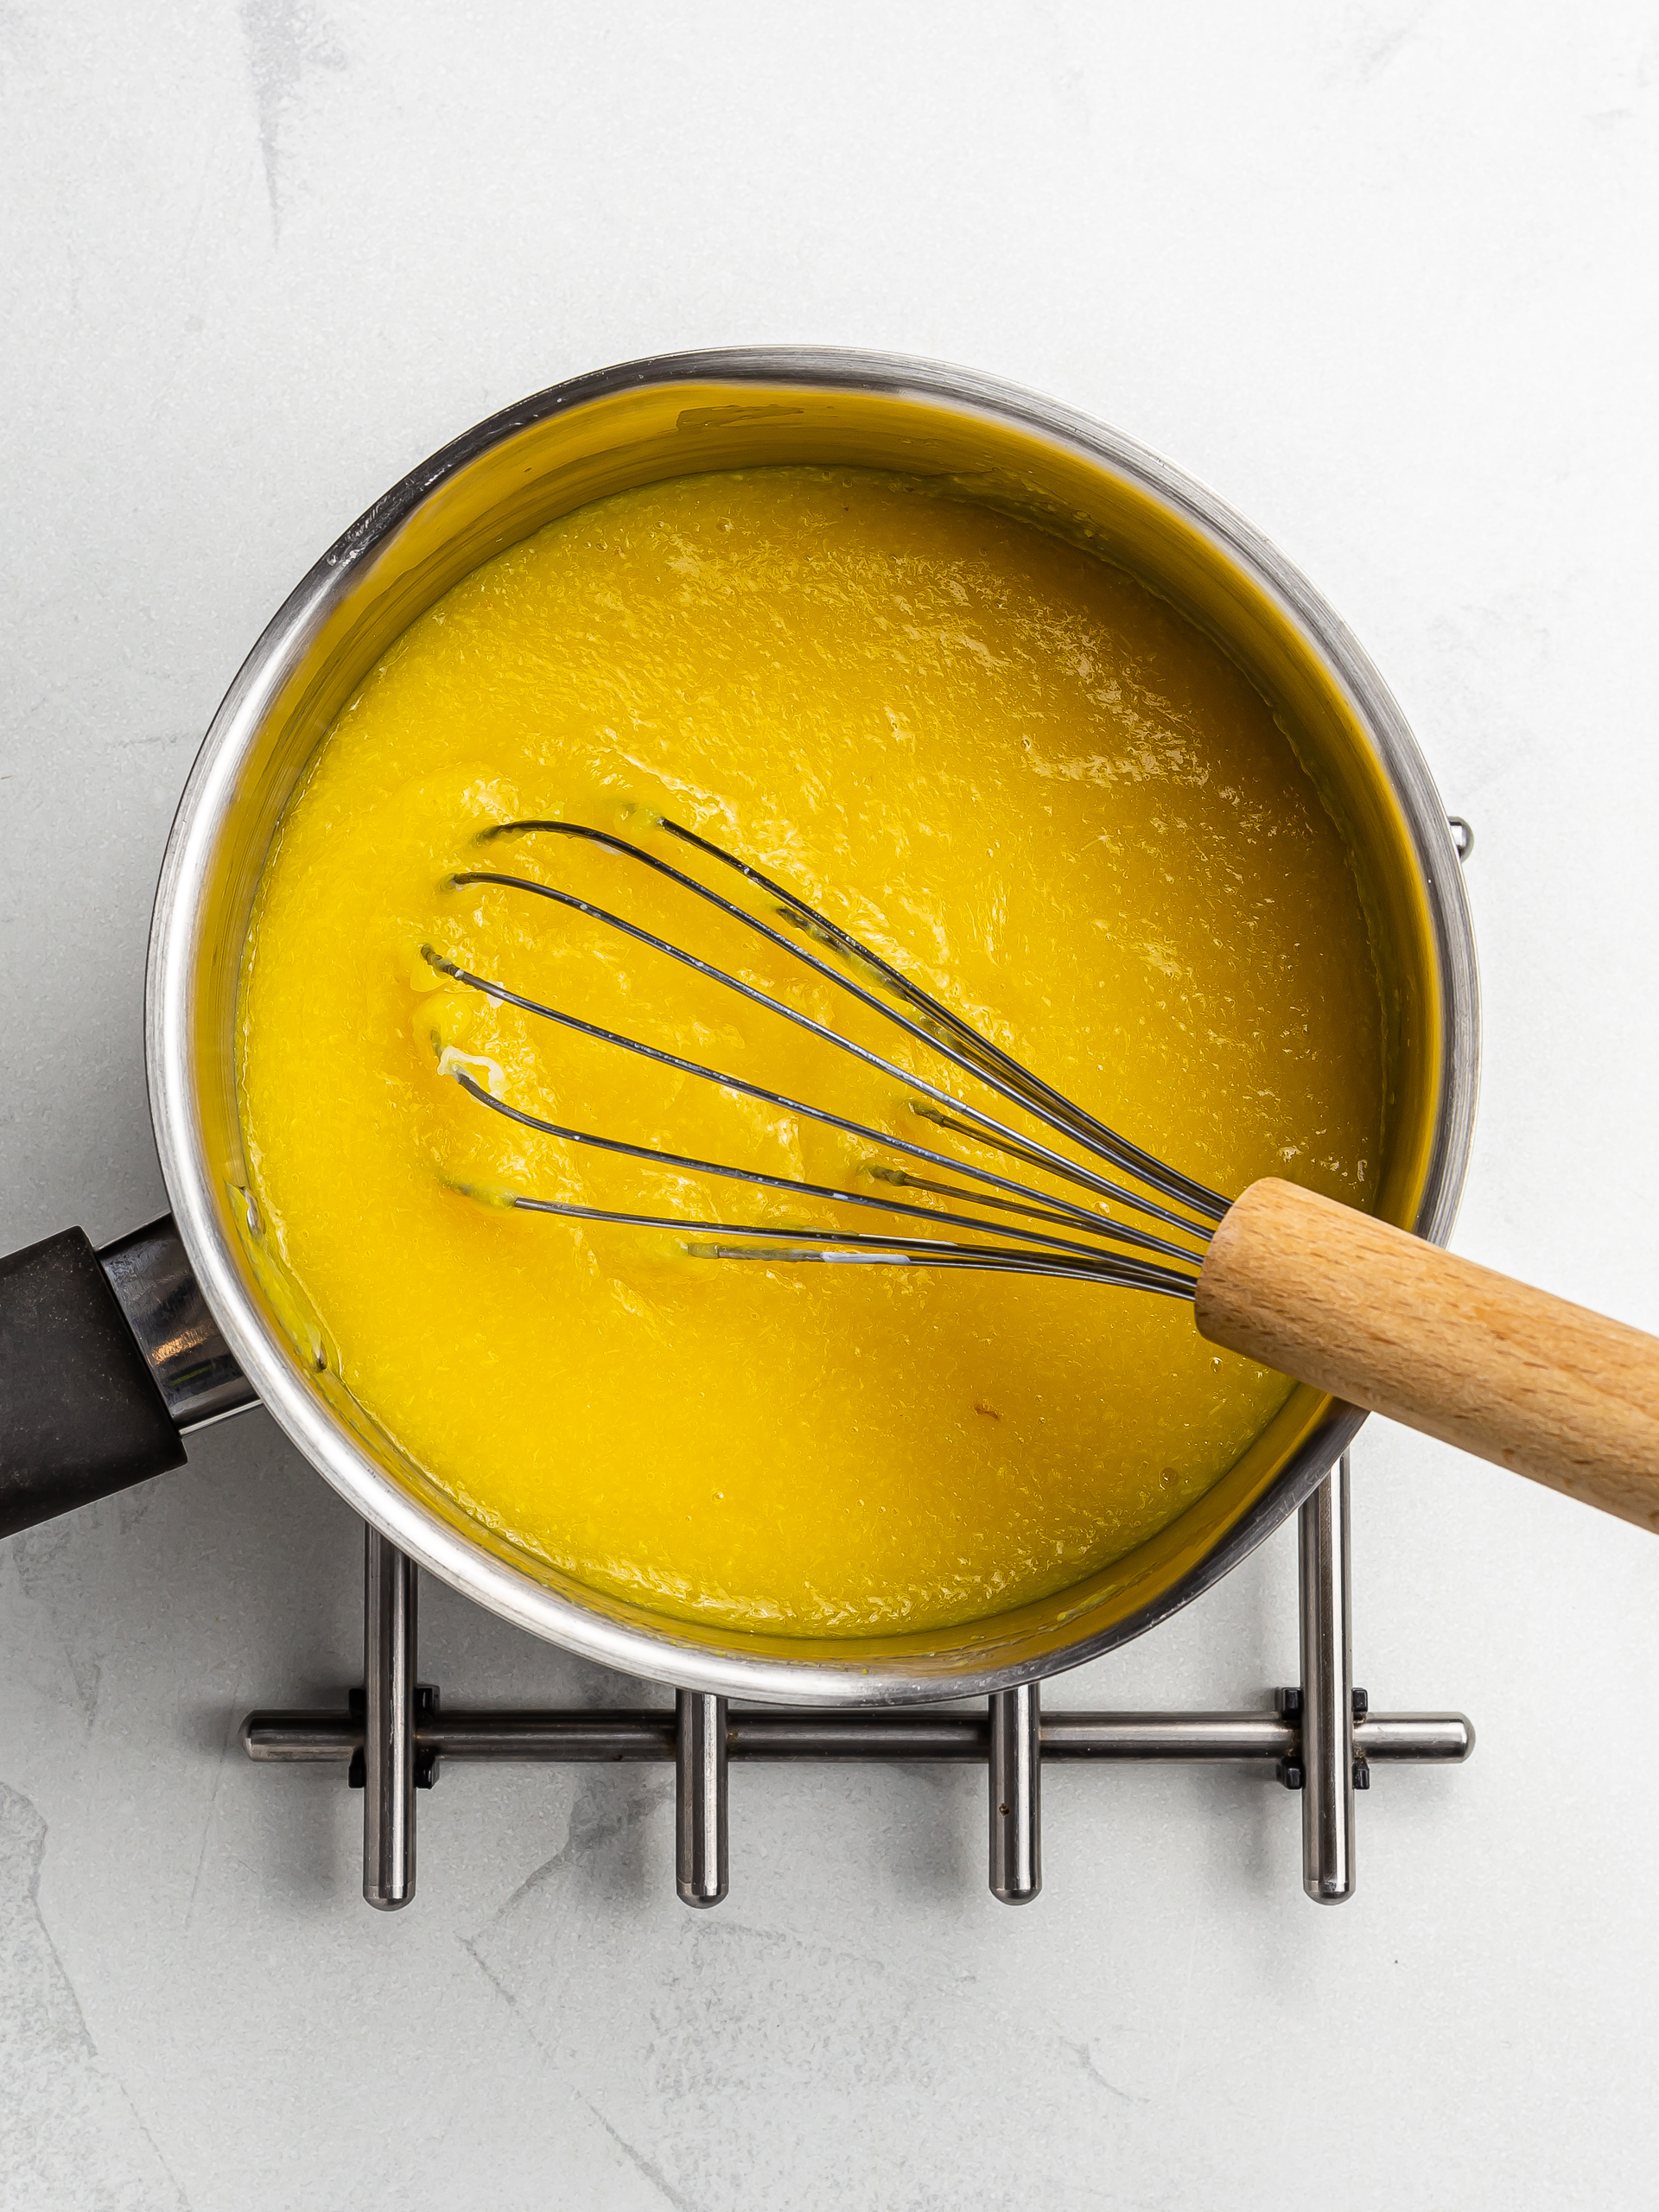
[423,817,1233,1297]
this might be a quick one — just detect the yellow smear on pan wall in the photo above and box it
[237,467,1382,1636]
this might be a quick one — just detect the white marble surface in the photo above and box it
[3,3,1658,2204]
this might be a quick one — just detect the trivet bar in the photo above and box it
[989,1684,1041,1904]
[246,1706,1471,1764]
[362,1526,416,1912]
[1299,1453,1356,1904]
[677,1690,728,1908]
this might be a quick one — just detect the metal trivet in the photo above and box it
[242,1452,1471,1910]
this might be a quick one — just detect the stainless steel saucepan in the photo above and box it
[0,348,1478,1703]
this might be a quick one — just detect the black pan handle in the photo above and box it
[0,1217,256,1539]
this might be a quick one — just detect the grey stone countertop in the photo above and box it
[3,3,1656,2206]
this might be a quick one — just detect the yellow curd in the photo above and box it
[237,466,1382,1636]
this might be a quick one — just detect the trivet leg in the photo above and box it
[677,1690,728,1908]
[989,1682,1042,1904]
[363,1527,417,1911]
[1298,1454,1356,1904]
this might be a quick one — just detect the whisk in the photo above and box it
[423,817,1659,1535]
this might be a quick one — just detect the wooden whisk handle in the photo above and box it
[1194,1178,1659,1531]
